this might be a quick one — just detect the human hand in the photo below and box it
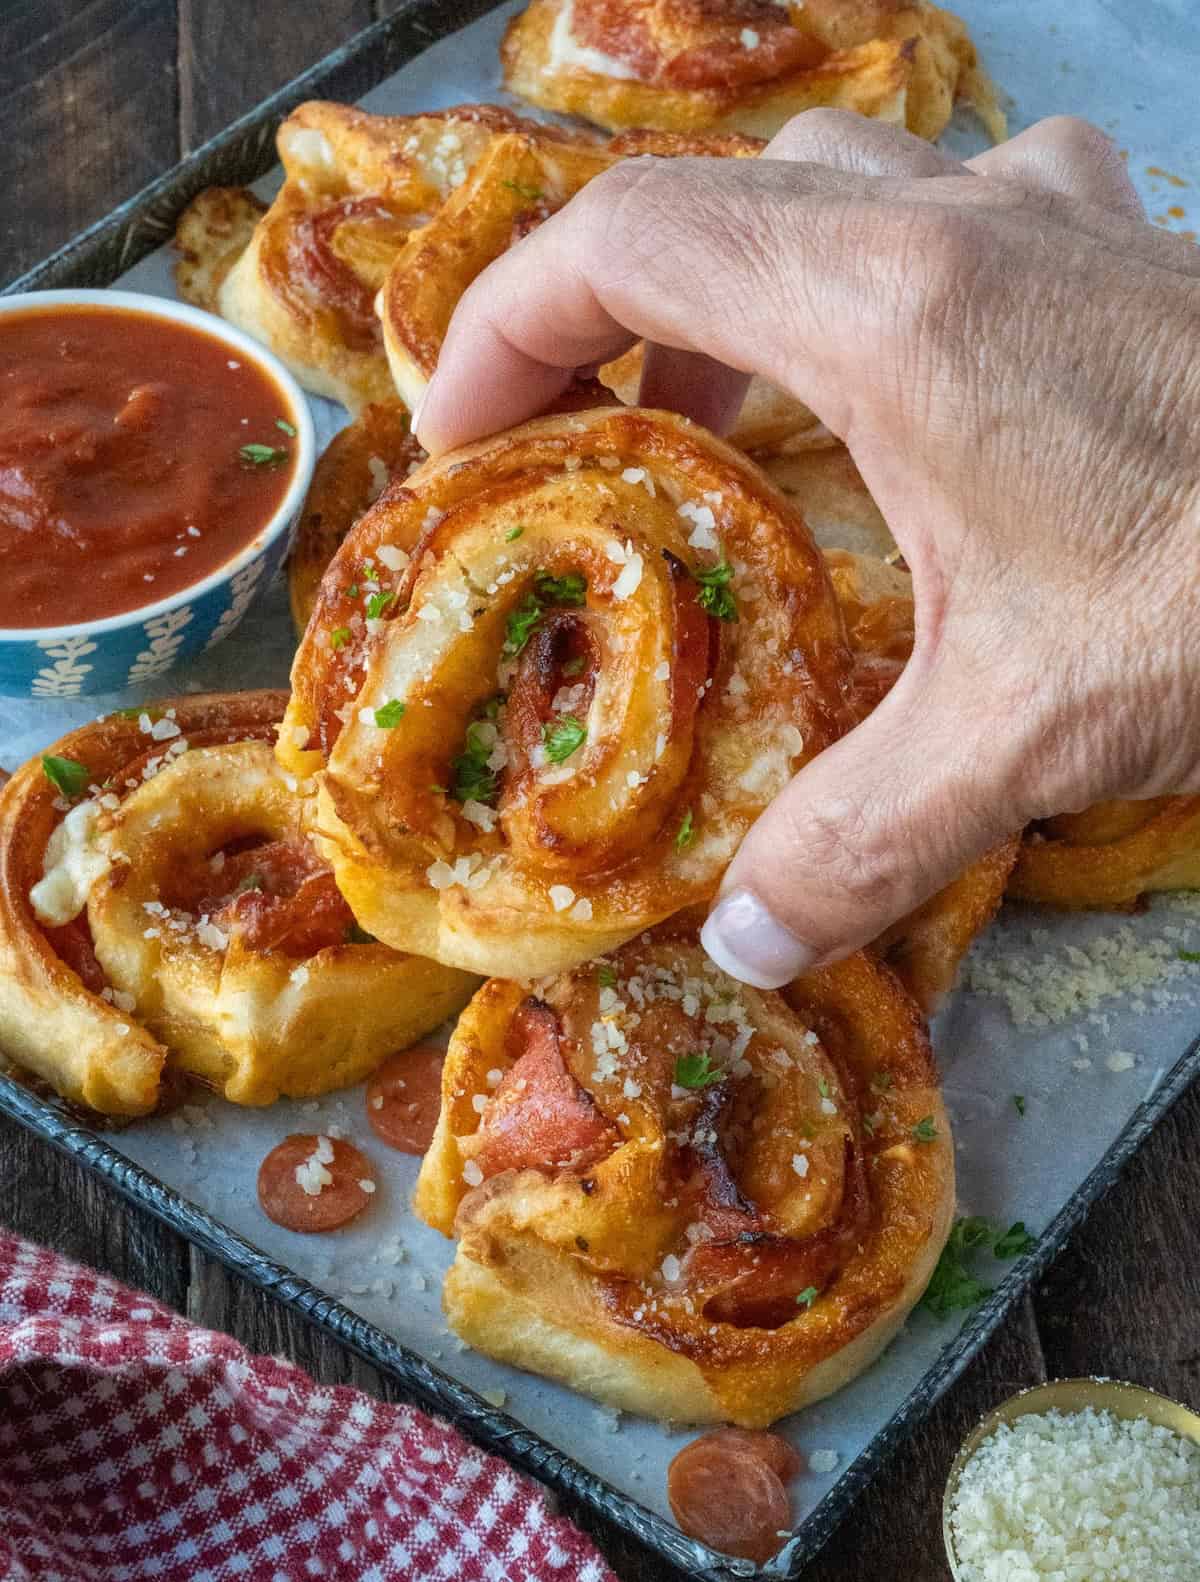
[415,113,1200,989]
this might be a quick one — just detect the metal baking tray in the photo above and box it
[4,2,1200,1575]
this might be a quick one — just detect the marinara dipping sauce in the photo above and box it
[0,304,299,628]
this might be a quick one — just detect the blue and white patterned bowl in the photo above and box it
[0,290,316,698]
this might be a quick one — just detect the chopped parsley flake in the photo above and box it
[365,590,395,621]
[675,809,695,850]
[503,593,544,656]
[41,755,90,799]
[921,1216,1037,1318]
[692,560,737,622]
[452,720,499,806]
[233,872,264,895]
[345,582,359,599]
[1178,950,1200,963]
[911,1116,938,1143]
[597,964,617,989]
[503,572,587,654]
[110,705,160,721]
[871,1072,893,1092]
[374,700,406,728]
[238,442,289,467]
[505,526,524,542]
[993,1222,1035,1259]
[1013,1094,1027,1116]
[329,626,351,650]
[795,1286,819,1309]
[275,416,297,437]
[817,1077,831,1099]
[542,715,586,764]
[674,1052,725,1090]
[561,656,585,678]
[535,570,587,607]
[502,179,544,201]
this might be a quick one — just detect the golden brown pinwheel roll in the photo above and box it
[415,929,954,1427]
[1009,799,1200,911]
[0,693,473,1116]
[185,101,587,410]
[501,0,1005,143]
[280,404,857,978]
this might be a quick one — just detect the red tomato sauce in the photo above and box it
[0,305,299,627]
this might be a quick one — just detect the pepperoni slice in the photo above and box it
[695,1428,803,1482]
[366,1045,446,1155]
[471,999,619,1179]
[667,1432,791,1563]
[257,1134,377,1232]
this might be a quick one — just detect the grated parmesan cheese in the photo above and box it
[965,920,1197,1028]
[949,1407,1200,1581]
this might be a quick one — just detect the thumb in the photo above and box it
[700,678,1020,989]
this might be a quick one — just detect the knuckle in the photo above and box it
[770,106,871,160]
[782,792,917,918]
[1033,114,1119,169]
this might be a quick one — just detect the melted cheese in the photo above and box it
[545,0,638,80]
[29,800,112,927]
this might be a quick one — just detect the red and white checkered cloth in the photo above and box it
[0,1230,617,1582]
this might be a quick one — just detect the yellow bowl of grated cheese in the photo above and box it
[943,1378,1200,1581]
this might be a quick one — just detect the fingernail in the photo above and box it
[409,384,428,439]
[700,888,817,990]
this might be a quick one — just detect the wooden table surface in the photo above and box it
[3,4,1199,1578]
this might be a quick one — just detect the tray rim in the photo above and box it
[3,0,1200,1573]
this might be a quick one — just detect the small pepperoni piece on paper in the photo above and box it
[366,1045,446,1154]
[257,1134,377,1232]
[668,1431,792,1562]
[697,1428,804,1482]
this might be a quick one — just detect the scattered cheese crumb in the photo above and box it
[809,1450,839,1474]
[549,884,576,912]
[462,1159,484,1187]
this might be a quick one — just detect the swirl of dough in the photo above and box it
[87,741,476,1107]
[0,693,283,1115]
[415,928,954,1427]
[281,404,857,977]
[0,692,473,1116]
[199,101,584,410]
[500,0,1005,143]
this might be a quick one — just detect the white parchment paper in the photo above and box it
[3,0,1199,1557]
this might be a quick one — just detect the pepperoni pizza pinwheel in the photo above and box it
[500,0,1005,144]
[181,100,587,411]
[0,693,474,1116]
[279,404,857,978]
[414,927,954,1427]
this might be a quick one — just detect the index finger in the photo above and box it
[412,155,879,454]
